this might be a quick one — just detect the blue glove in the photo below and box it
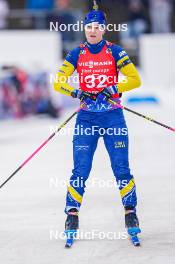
[71,89,97,104]
[96,85,118,102]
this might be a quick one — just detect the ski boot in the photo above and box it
[65,209,79,248]
[125,209,141,246]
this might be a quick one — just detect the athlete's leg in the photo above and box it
[65,111,99,214]
[103,109,137,210]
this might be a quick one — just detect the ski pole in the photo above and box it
[0,105,83,189]
[1,99,174,189]
[108,99,175,132]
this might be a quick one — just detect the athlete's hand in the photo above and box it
[96,85,118,102]
[71,89,97,104]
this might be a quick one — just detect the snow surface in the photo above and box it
[0,101,175,264]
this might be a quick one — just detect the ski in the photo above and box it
[130,234,141,246]
[65,238,74,248]
[127,227,141,247]
[65,230,77,248]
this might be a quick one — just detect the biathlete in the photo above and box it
[54,7,142,247]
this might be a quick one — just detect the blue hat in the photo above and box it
[84,10,106,26]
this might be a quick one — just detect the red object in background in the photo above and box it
[14,67,28,94]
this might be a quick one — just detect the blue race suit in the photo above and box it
[65,40,137,213]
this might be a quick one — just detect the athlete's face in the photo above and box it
[85,22,105,44]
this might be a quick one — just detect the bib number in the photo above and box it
[85,74,107,89]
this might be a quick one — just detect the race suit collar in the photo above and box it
[86,39,106,54]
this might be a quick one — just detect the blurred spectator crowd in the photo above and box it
[0,66,59,119]
[0,0,175,120]
[0,0,84,57]
[0,0,174,56]
[0,1,174,42]
[119,0,174,50]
